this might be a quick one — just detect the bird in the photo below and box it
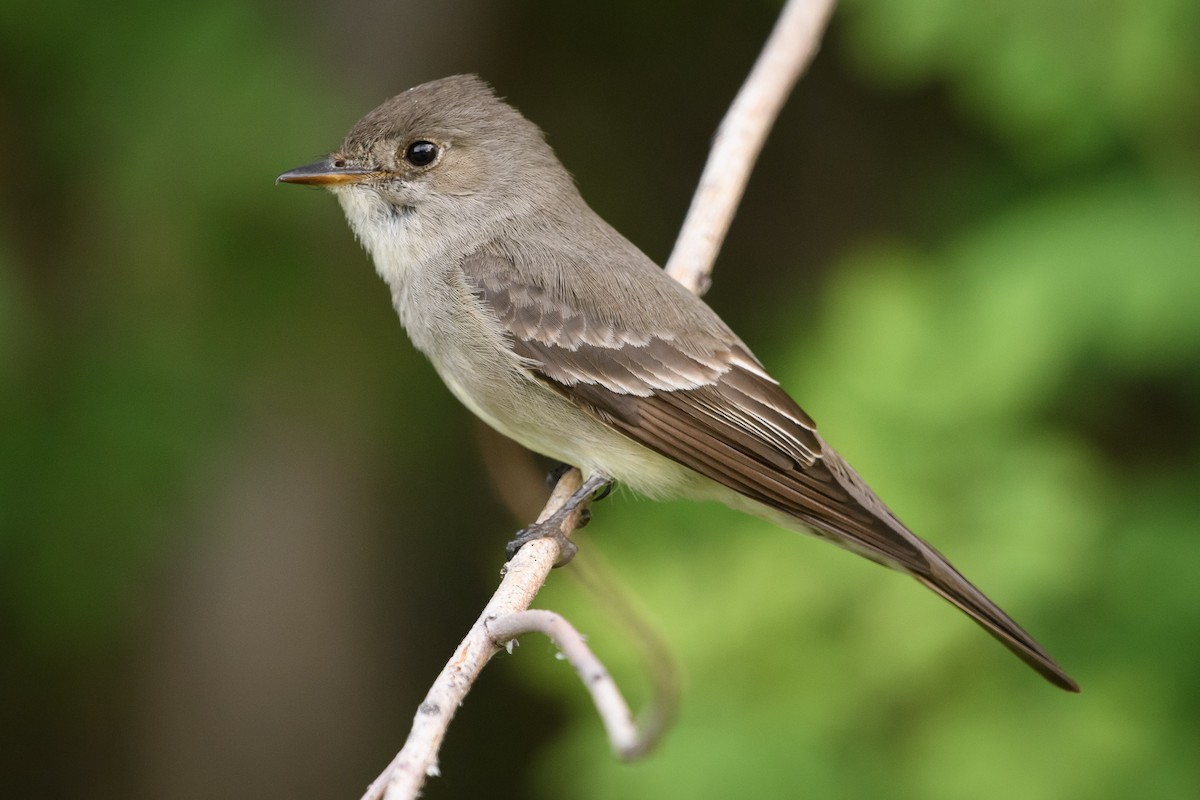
[277,74,1078,692]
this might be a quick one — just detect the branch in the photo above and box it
[567,549,682,760]
[487,610,645,760]
[665,0,837,296]
[366,1,837,796]
[363,471,585,800]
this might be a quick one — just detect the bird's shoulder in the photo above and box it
[461,224,726,339]
[459,233,753,392]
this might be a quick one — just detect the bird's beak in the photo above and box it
[276,157,376,186]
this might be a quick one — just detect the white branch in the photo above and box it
[487,610,646,760]
[365,1,837,796]
[665,0,837,296]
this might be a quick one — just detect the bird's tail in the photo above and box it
[915,549,1079,692]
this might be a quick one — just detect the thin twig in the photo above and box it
[665,0,837,296]
[568,549,682,758]
[487,610,644,760]
[367,1,836,796]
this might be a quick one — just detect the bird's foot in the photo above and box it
[505,473,613,567]
[506,520,579,567]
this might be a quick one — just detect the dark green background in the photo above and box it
[3,1,1198,797]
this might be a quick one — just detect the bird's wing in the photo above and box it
[461,248,928,572]
[461,248,1079,692]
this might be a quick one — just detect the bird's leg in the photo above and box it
[506,473,613,567]
[575,478,615,527]
[544,463,613,503]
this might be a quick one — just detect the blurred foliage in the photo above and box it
[1,0,1198,799]
[840,0,1200,169]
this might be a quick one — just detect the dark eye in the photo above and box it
[404,140,439,167]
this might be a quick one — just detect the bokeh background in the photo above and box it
[3,0,1198,797]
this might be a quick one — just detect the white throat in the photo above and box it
[334,187,435,291]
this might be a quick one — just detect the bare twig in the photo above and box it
[568,550,682,757]
[367,1,836,796]
[665,0,837,295]
[486,610,647,760]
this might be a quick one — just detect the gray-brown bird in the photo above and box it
[278,75,1078,692]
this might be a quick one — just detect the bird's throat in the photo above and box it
[335,188,429,290]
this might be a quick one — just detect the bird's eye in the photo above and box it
[404,140,439,167]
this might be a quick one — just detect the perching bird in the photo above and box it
[277,74,1078,692]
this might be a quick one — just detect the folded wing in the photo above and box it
[462,249,1078,691]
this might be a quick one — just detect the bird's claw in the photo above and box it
[505,521,578,567]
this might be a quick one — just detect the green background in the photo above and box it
[2,1,1198,797]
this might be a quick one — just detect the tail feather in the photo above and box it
[916,555,1079,692]
[809,441,1079,691]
